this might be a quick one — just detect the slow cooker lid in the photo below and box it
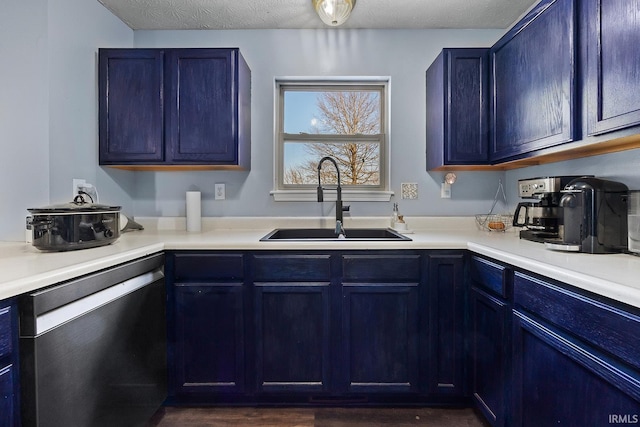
[28,195,121,214]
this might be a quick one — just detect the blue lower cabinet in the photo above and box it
[470,256,511,426]
[167,250,469,404]
[512,311,640,425]
[340,253,423,395]
[471,288,509,426]
[0,300,18,427]
[254,283,331,393]
[0,365,14,427]
[512,272,640,425]
[167,252,246,400]
[427,253,466,397]
[341,283,419,394]
[172,284,245,397]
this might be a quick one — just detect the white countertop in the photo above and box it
[3,216,640,309]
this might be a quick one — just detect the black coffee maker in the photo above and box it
[545,177,628,253]
[513,176,588,243]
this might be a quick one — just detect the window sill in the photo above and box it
[270,189,394,202]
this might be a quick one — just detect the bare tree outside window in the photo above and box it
[284,91,381,186]
[316,91,379,135]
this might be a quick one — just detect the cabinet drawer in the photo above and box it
[173,253,244,281]
[252,254,331,282]
[514,272,640,372]
[0,306,11,360]
[342,254,420,282]
[470,256,508,298]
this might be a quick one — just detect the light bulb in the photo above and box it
[444,173,457,185]
[313,0,355,26]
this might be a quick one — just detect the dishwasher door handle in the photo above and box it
[35,269,164,335]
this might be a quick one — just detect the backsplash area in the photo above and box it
[505,147,640,207]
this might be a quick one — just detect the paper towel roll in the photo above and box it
[186,191,201,232]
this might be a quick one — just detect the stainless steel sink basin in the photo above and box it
[260,228,412,241]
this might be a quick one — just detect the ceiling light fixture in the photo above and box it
[312,0,356,27]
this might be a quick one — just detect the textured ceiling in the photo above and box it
[97,0,540,30]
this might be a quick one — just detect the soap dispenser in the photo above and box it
[390,203,399,228]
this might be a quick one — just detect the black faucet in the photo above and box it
[317,156,350,236]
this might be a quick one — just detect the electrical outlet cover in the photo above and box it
[441,183,452,199]
[215,183,226,200]
[72,179,86,198]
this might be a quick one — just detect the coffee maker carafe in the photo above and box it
[545,177,628,253]
[513,176,588,243]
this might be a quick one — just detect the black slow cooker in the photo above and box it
[28,195,121,251]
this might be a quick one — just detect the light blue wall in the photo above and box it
[47,0,135,212]
[0,0,133,241]
[133,29,507,219]
[0,1,49,241]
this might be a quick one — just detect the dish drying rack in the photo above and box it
[475,179,513,232]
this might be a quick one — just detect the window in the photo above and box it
[272,79,392,202]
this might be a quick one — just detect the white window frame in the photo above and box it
[271,77,393,202]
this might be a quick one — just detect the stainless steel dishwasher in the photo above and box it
[19,253,167,427]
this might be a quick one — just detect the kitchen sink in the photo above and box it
[260,228,412,241]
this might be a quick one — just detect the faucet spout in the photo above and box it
[317,156,348,233]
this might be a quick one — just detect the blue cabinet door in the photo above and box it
[469,256,510,426]
[0,300,18,427]
[173,284,245,395]
[252,253,333,394]
[587,0,640,135]
[341,253,421,394]
[471,288,508,427]
[98,49,164,164]
[0,301,18,427]
[513,272,640,425]
[254,283,331,393]
[0,365,14,427]
[165,49,239,165]
[512,311,640,426]
[426,253,466,397]
[490,0,577,161]
[426,49,490,169]
[341,283,419,394]
[0,300,16,427]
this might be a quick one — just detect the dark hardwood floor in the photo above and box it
[148,407,490,427]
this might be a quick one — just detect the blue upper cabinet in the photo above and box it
[490,0,577,162]
[165,49,250,167]
[587,0,640,135]
[99,49,165,163]
[99,48,251,169]
[426,49,490,170]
